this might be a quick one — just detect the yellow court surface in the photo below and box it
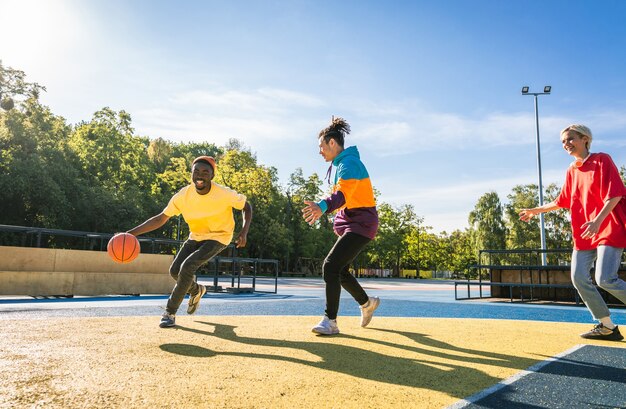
[1,316,623,409]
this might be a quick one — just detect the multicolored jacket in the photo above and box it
[317,146,378,239]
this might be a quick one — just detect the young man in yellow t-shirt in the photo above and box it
[127,156,252,328]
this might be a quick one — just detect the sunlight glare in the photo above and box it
[0,0,88,68]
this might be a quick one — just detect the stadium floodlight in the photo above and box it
[521,86,552,266]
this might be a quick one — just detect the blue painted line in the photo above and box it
[0,292,293,304]
[0,295,168,304]
[1,280,623,325]
[2,297,624,325]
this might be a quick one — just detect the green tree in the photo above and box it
[0,64,90,232]
[504,184,540,249]
[403,215,426,274]
[170,141,222,167]
[369,203,419,276]
[504,183,570,252]
[544,183,571,251]
[152,157,189,198]
[147,137,173,173]
[444,229,477,278]
[284,168,334,271]
[416,230,447,274]
[0,60,46,110]
[70,108,152,192]
[0,101,83,229]
[469,191,506,252]
[217,147,291,260]
[69,108,160,232]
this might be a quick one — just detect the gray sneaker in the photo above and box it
[159,312,176,328]
[311,316,340,335]
[187,284,207,315]
[580,324,623,341]
[360,296,380,327]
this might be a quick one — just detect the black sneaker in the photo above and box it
[159,312,176,328]
[580,323,623,341]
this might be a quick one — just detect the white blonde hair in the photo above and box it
[561,124,593,149]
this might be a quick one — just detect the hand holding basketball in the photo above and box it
[107,233,140,263]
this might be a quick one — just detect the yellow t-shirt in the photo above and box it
[163,183,246,245]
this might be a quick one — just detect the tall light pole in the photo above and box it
[522,85,551,266]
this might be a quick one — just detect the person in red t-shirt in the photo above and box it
[520,124,626,341]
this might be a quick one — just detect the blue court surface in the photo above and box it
[1,278,625,408]
[1,278,625,325]
[449,345,626,409]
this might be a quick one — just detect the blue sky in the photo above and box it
[2,0,626,232]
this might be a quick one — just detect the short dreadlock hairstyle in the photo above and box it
[319,116,351,148]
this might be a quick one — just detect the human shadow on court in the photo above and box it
[364,327,538,368]
[459,354,626,409]
[367,328,626,388]
[532,346,626,384]
[159,321,538,398]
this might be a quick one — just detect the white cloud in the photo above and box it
[169,88,325,114]
[129,85,626,159]
[133,87,326,145]
[378,168,567,233]
[129,86,626,234]
[352,99,577,156]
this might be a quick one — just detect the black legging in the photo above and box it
[323,232,371,320]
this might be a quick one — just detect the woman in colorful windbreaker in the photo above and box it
[520,124,626,341]
[302,117,380,335]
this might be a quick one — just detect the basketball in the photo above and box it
[107,233,140,263]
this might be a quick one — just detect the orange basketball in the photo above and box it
[107,233,140,263]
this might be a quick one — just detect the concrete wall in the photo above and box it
[0,246,174,296]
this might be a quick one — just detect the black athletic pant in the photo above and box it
[166,239,226,314]
[323,232,371,320]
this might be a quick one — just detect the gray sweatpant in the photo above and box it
[571,245,626,320]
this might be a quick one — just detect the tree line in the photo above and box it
[2,62,625,276]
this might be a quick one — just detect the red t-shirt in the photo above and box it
[555,152,626,250]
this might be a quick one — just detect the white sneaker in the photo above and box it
[159,312,176,328]
[311,316,340,335]
[360,296,380,327]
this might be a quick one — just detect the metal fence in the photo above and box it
[454,248,626,306]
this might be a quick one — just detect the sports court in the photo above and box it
[1,278,625,408]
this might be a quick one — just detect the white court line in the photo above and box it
[445,344,587,409]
